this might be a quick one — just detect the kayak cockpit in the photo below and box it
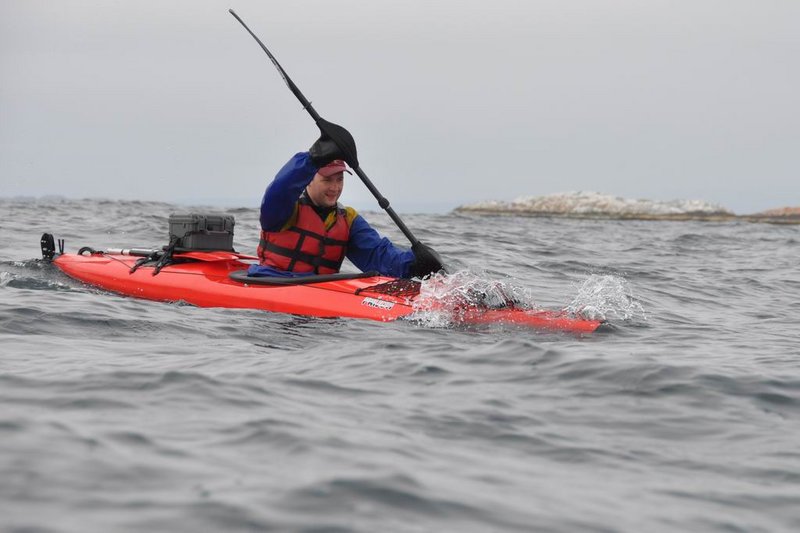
[228,270,381,286]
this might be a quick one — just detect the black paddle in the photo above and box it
[228,9,446,274]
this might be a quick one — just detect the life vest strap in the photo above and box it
[287,227,349,247]
[260,240,344,272]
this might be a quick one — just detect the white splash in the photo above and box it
[409,270,535,328]
[407,270,645,328]
[565,274,646,322]
[0,271,13,287]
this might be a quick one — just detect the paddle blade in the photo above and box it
[317,118,359,168]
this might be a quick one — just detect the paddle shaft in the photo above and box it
[228,9,421,248]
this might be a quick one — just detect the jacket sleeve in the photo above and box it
[260,152,318,231]
[346,215,416,278]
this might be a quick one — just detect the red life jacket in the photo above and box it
[258,198,351,274]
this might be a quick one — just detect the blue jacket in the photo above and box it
[249,152,415,278]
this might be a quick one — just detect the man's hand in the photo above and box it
[409,242,445,278]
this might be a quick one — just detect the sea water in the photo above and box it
[1,198,798,532]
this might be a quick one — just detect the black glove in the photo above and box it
[408,242,445,278]
[309,118,359,169]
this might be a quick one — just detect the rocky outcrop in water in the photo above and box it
[740,206,800,224]
[454,192,799,224]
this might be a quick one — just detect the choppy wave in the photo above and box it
[2,197,800,533]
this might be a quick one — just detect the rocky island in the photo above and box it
[454,192,800,224]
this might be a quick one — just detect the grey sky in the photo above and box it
[1,0,797,214]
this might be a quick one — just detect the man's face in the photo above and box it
[306,172,344,208]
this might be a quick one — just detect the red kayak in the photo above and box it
[53,252,601,333]
[49,248,602,334]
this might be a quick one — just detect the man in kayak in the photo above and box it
[249,123,444,278]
